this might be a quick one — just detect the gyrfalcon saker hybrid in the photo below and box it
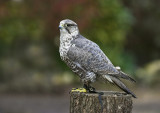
[59,19,136,98]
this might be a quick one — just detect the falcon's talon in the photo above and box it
[88,87,96,93]
[83,84,96,93]
[71,88,87,93]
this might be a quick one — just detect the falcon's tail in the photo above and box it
[109,71,136,82]
[119,71,136,82]
[110,76,136,98]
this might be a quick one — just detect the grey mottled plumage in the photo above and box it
[59,19,136,98]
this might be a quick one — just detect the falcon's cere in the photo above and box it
[59,19,136,98]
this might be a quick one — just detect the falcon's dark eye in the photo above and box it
[66,24,76,27]
[67,24,72,27]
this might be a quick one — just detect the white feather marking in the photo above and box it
[59,33,73,59]
[103,75,113,83]
[115,66,121,71]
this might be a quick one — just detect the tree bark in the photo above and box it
[70,91,133,113]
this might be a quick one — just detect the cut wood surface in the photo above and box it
[70,91,133,113]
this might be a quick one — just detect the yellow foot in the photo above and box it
[71,88,87,93]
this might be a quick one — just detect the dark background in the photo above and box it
[0,0,160,113]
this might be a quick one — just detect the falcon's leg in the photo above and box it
[83,84,96,93]
[83,83,104,112]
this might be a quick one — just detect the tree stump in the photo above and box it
[70,91,133,113]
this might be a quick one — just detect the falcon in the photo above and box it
[59,19,136,98]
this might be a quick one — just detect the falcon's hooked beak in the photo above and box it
[59,24,63,30]
[59,26,62,29]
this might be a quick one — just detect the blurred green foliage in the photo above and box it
[136,60,160,87]
[0,0,159,93]
[123,0,160,65]
[0,1,43,44]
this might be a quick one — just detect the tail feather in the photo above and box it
[109,71,136,82]
[109,76,137,98]
[119,71,136,82]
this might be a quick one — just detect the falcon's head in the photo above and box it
[59,19,79,36]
